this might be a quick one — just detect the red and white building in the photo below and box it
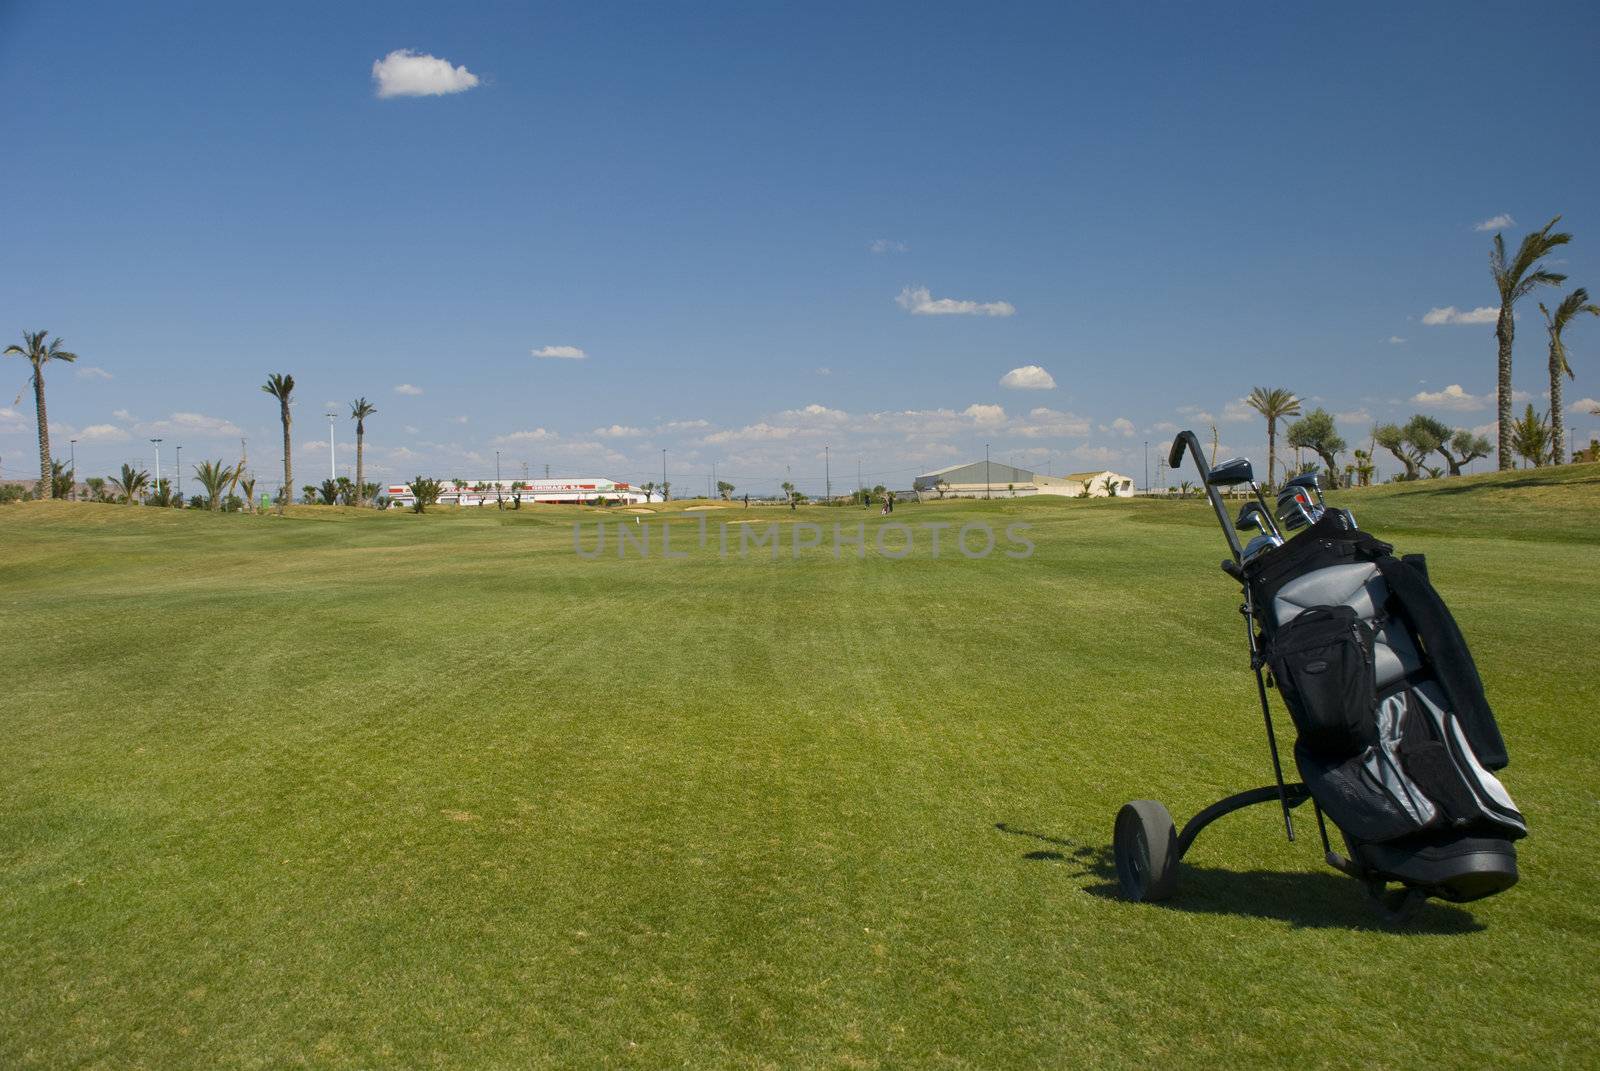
[385,478,652,508]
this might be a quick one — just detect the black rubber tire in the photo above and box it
[1114,800,1179,902]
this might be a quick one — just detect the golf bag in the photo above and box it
[1245,510,1525,901]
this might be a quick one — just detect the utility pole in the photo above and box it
[985,443,990,500]
[824,445,831,504]
[712,460,717,500]
[149,439,163,503]
[326,412,336,483]
[495,450,502,506]
[1144,440,1149,495]
[175,445,182,497]
[69,439,76,499]
[661,448,668,502]
[857,458,862,503]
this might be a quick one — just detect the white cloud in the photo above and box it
[1335,409,1372,424]
[1568,397,1600,414]
[403,425,419,434]
[77,423,130,443]
[963,403,1007,427]
[1103,417,1136,437]
[74,366,113,381]
[1474,214,1515,232]
[394,383,424,396]
[1411,384,1489,411]
[896,286,1015,318]
[1221,397,1255,422]
[869,239,908,254]
[1387,336,1407,345]
[453,415,469,425]
[816,367,832,376]
[704,422,801,445]
[493,428,558,445]
[658,419,710,432]
[1422,305,1498,326]
[592,424,644,438]
[372,50,480,99]
[999,365,1056,390]
[532,345,587,360]
[137,412,243,438]
[780,404,849,423]
[112,408,136,421]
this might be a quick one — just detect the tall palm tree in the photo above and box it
[350,398,377,506]
[1245,387,1301,488]
[1491,217,1570,469]
[1538,288,1600,465]
[261,373,294,514]
[3,330,80,495]
[109,463,149,504]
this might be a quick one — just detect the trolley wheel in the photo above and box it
[1114,800,1179,902]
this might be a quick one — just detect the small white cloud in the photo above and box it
[868,238,908,254]
[963,403,1007,427]
[816,367,832,376]
[1221,398,1255,423]
[896,286,1015,318]
[999,365,1056,390]
[1412,384,1489,411]
[372,49,480,99]
[112,408,137,421]
[74,366,113,381]
[1387,336,1407,345]
[1568,397,1600,414]
[658,419,710,432]
[1422,305,1498,326]
[592,424,643,438]
[1474,214,1515,232]
[1103,417,1136,437]
[781,404,849,422]
[77,423,130,443]
[452,415,469,425]
[136,412,243,438]
[493,428,558,445]
[394,383,424,396]
[1335,409,1371,424]
[532,345,587,360]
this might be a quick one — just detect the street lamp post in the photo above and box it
[495,450,502,507]
[326,412,336,483]
[661,448,667,502]
[824,445,830,504]
[69,439,76,499]
[1144,440,1149,495]
[149,439,162,503]
[175,445,182,497]
[985,443,990,500]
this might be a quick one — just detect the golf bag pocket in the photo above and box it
[1269,605,1376,758]
[1298,740,1439,843]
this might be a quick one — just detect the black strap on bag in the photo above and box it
[1375,556,1508,770]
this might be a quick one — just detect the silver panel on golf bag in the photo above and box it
[1270,562,1423,690]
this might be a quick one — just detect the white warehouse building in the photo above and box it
[912,461,1134,499]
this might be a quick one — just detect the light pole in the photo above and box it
[985,443,990,500]
[495,450,502,507]
[326,412,336,483]
[824,445,831,504]
[175,445,182,497]
[149,439,162,503]
[1144,440,1149,495]
[661,448,667,502]
[69,439,76,499]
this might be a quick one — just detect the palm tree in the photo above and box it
[84,476,108,502]
[261,373,294,513]
[1245,387,1301,488]
[3,331,80,495]
[1491,217,1570,469]
[1509,404,1552,467]
[350,398,377,505]
[1538,288,1600,465]
[240,476,256,513]
[194,459,238,510]
[109,463,149,504]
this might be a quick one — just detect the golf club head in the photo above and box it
[1235,501,1271,534]
[1282,472,1325,508]
[1207,457,1255,487]
[1276,495,1321,532]
[1241,531,1284,564]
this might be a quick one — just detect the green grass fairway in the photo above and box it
[4,470,1599,1068]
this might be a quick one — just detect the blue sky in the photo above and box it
[4,1,1599,494]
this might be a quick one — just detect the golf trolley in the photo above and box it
[1113,431,1526,920]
